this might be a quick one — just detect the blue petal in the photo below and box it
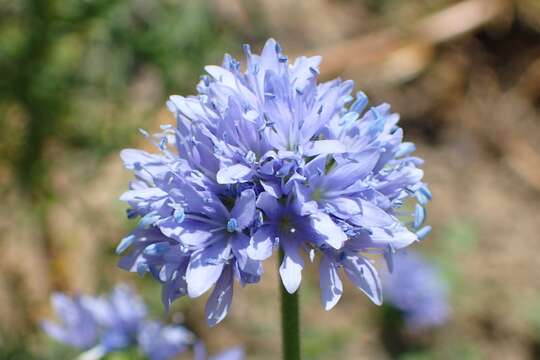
[205,265,234,327]
[343,255,382,305]
[303,140,346,157]
[116,235,136,255]
[231,233,262,276]
[279,237,304,294]
[413,204,426,229]
[309,212,347,249]
[186,243,230,298]
[419,185,433,200]
[350,91,369,113]
[256,192,281,220]
[138,211,161,229]
[395,142,416,158]
[168,95,207,121]
[366,226,418,249]
[119,188,167,204]
[304,155,328,177]
[260,38,280,73]
[290,55,321,90]
[349,200,396,228]
[416,225,432,240]
[326,198,361,219]
[205,65,236,87]
[216,163,253,184]
[260,180,282,198]
[384,245,395,273]
[248,225,276,261]
[319,255,343,310]
[137,263,149,276]
[158,219,214,247]
[143,242,170,256]
[326,151,379,187]
[338,111,359,127]
[230,189,256,230]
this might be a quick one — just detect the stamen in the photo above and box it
[227,218,238,233]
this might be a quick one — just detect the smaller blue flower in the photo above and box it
[382,251,450,330]
[318,245,383,310]
[41,284,202,360]
[82,284,147,351]
[41,293,98,349]
[138,321,194,360]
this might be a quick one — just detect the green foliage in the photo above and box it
[302,327,349,360]
[432,220,478,290]
[528,301,540,338]
[0,0,241,195]
[104,347,146,360]
[0,342,36,360]
[439,220,478,254]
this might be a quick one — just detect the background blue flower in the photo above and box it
[382,251,450,331]
[42,284,243,360]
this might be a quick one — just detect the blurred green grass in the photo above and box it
[0,0,242,194]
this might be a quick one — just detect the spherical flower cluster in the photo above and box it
[382,251,449,330]
[42,285,243,360]
[117,39,432,325]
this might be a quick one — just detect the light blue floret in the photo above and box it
[226,218,238,233]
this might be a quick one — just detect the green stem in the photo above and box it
[279,248,301,360]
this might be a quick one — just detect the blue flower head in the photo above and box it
[382,251,449,330]
[42,285,169,358]
[42,285,243,360]
[118,39,432,325]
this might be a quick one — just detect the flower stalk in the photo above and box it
[279,248,301,360]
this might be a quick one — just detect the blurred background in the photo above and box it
[1,0,540,358]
